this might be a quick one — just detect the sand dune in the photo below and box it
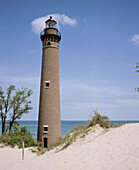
[0,123,139,170]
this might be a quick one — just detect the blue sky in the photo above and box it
[0,0,139,120]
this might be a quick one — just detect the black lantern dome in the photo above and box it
[45,16,57,28]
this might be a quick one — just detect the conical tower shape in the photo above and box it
[37,16,61,148]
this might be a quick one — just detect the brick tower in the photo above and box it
[37,16,61,148]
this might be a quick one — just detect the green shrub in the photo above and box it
[85,110,115,129]
[30,146,45,156]
[0,123,39,148]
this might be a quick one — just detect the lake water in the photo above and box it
[0,120,139,138]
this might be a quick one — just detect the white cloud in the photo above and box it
[61,79,131,96]
[116,99,139,105]
[131,34,139,45]
[62,101,118,109]
[60,79,139,113]
[0,75,39,86]
[31,14,77,34]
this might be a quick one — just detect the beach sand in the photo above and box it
[0,123,139,170]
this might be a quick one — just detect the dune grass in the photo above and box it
[0,111,118,155]
[46,110,117,152]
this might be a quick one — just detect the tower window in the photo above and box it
[47,41,51,45]
[45,81,50,88]
[43,125,48,134]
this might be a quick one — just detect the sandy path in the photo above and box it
[0,123,139,170]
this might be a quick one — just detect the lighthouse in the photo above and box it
[38,16,61,148]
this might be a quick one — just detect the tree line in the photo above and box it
[0,85,32,134]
